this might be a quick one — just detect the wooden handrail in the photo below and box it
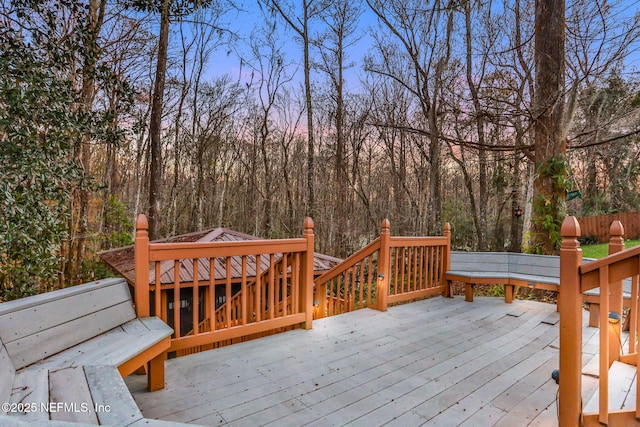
[314,238,381,285]
[559,216,640,426]
[134,215,315,356]
[314,220,451,317]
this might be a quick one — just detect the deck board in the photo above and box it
[128,296,598,426]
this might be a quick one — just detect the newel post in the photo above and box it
[608,220,625,364]
[302,217,315,329]
[559,216,583,427]
[377,219,391,312]
[134,214,151,318]
[442,222,452,297]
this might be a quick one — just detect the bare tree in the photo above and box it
[530,0,566,254]
[315,0,361,256]
[366,0,456,234]
[262,0,325,218]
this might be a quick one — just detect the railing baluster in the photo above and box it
[282,253,288,317]
[193,258,199,335]
[209,258,215,332]
[154,262,161,317]
[226,257,232,326]
[293,253,300,313]
[255,254,261,322]
[400,247,406,294]
[269,254,275,319]
[417,246,422,290]
[173,260,180,339]
[599,265,610,425]
[413,247,419,291]
[630,275,639,354]
[350,267,356,310]
[241,255,247,325]
[367,254,374,306]
[358,261,365,306]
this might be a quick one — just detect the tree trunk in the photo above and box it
[302,0,315,218]
[531,0,566,254]
[148,0,170,240]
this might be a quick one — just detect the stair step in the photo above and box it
[584,360,637,414]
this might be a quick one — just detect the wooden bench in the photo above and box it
[0,278,180,425]
[446,251,561,303]
[446,251,632,327]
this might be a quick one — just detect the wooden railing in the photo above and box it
[177,257,297,356]
[134,215,315,355]
[559,217,640,426]
[314,219,451,318]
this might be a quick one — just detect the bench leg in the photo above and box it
[443,280,454,298]
[588,303,600,328]
[465,284,475,302]
[504,285,515,303]
[148,351,167,392]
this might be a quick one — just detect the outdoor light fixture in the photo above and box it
[608,312,621,324]
[514,205,523,218]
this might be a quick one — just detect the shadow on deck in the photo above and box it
[126,296,598,426]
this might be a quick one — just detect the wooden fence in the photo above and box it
[576,212,640,242]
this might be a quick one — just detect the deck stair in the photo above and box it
[583,360,638,414]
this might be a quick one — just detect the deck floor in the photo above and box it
[127,296,600,426]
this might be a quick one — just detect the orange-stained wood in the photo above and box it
[134,214,150,317]
[559,217,640,425]
[313,220,449,317]
[599,265,610,425]
[442,223,452,296]
[147,239,308,261]
[583,410,640,426]
[168,314,307,352]
[302,217,314,329]
[377,219,390,311]
[558,216,583,427]
[609,221,625,362]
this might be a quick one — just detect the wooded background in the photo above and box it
[1,0,639,299]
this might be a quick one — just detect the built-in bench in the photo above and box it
[446,251,632,327]
[446,251,562,303]
[0,278,181,426]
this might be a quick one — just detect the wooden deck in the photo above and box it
[127,296,600,426]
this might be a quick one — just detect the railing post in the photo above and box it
[442,222,452,297]
[314,280,326,319]
[302,217,315,329]
[377,219,391,312]
[559,216,583,427]
[608,220,624,365]
[134,214,150,318]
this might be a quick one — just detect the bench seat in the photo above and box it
[446,251,561,303]
[27,316,172,377]
[446,252,633,327]
[0,279,185,426]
